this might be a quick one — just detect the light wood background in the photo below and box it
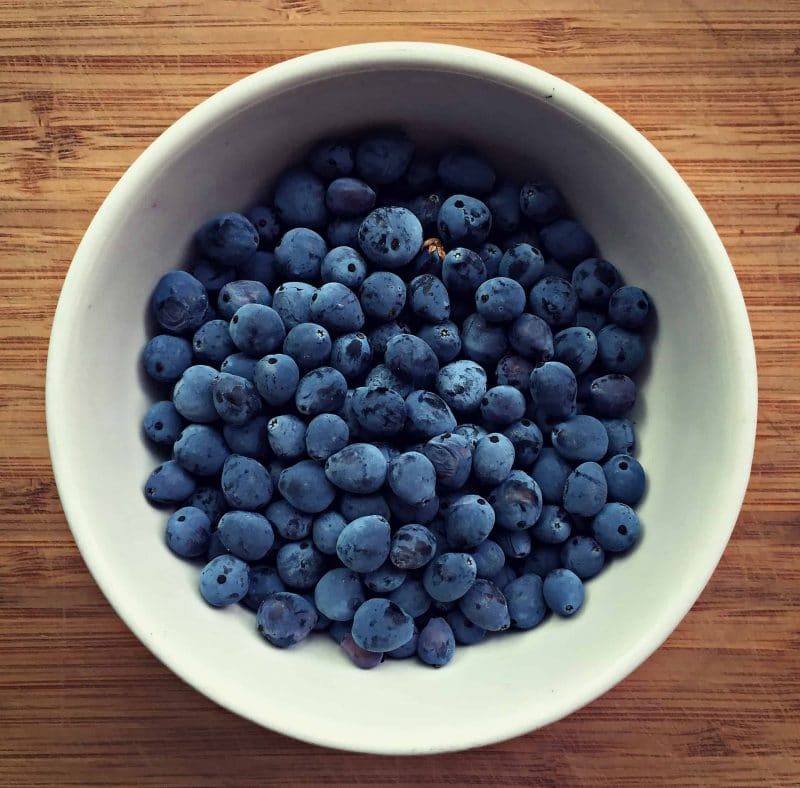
[1,1,799,785]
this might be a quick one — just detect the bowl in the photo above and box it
[46,42,757,754]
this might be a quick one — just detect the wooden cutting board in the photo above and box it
[1,1,798,784]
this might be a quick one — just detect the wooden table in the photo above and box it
[2,2,798,784]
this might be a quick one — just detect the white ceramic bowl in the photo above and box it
[47,42,757,754]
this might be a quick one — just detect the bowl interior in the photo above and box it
[47,45,756,754]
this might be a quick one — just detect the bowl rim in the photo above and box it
[46,41,758,754]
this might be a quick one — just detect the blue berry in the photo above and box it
[437,195,492,247]
[422,552,477,603]
[275,227,327,280]
[539,219,595,265]
[223,415,268,459]
[265,499,312,540]
[364,561,407,593]
[385,334,440,389]
[520,179,565,224]
[562,461,608,517]
[572,258,622,307]
[242,566,285,611]
[609,285,651,329]
[445,494,494,549]
[453,423,488,451]
[469,539,505,579]
[352,386,406,436]
[314,568,365,621]
[305,413,349,461]
[552,414,609,462]
[229,303,285,356]
[388,451,437,505]
[561,536,605,579]
[442,247,487,296]
[490,470,543,530]
[220,352,259,382]
[401,192,442,229]
[521,543,562,578]
[220,454,273,510]
[355,130,414,185]
[418,321,461,363]
[602,418,636,456]
[475,277,526,323]
[368,322,408,357]
[192,320,236,364]
[186,486,226,527]
[271,281,318,329]
[143,401,184,446]
[531,447,573,504]
[480,385,526,427]
[266,414,306,460]
[144,460,196,504]
[282,322,331,371]
[602,454,645,505]
[325,443,387,494]
[424,432,472,489]
[553,327,598,374]
[360,272,406,321]
[473,433,514,485]
[309,282,364,334]
[326,177,376,217]
[173,424,229,475]
[191,259,235,292]
[357,206,423,268]
[531,504,572,544]
[436,360,486,413]
[496,356,534,393]
[196,212,259,266]
[218,510,274,561]
[254,353,300,407]
[589,373,637,417]
[352,597,414,653]
[326,217,362,248]
[412,236,446,276]
[487,182,522,233]
[404,390,457,440]
[402,152,437,192]
[478,242,503,277]
[165,506,211,558]
[278,460,336,514]
[211,373,261,425]
[387,490,439,526]
[143,334,193,382]
[151,271,208,334]
[508,313,553,361]
[408,274,451,323]
[238,250,277,288]
[308,138,354,179]
[245,205,280,247]
[386,624,419,659]
[498,243,545,288]
[500,222,540,252]
[530,361,577,418]
[340,634,384,668]
[505,574,547,629]
[273,167,327,229]
[438,149,495,194]
[529,276,579,328]
[389,524,437,570]
[575,307,607,334]
[461,313,509,367]
[458,578,510,632]
[200,555,250,607]
[495,529,532,559]
[543,568,584,616]
[596,325,647,375]
[312,511,347,555]
[389,577,432,619]
[294,366,347,416]
[321,246,367,288]
[503,419,543,466]
[276,541,326,590]
[446,609,487,645]
[217,280,271,320]
[256,592,317,647]
[490,564,518,592]
[417,617,456,667]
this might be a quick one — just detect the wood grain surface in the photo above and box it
[1,1,799,785]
